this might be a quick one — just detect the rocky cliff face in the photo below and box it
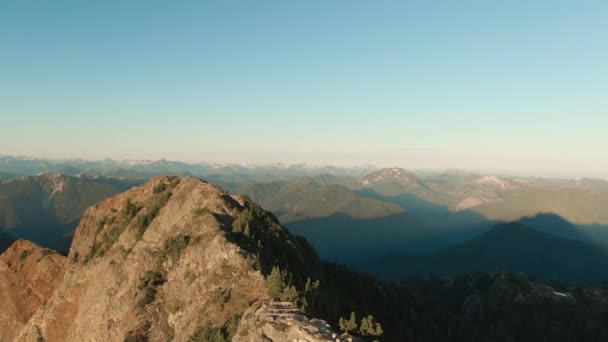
[0,240,65,341]
[6,176,340,342]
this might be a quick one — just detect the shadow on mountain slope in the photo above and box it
[578,223,608,245]
[286,212,437,263]
[518,213,591,241]
[355,189,497,237]
[516,212,608,248]
[360,222,608,284]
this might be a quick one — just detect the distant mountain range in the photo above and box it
[225,173,493,262]
[1,156,608,283]
[0,155,375,181]
[225,168,608,264]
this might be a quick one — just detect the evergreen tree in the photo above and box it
[339,312,358,333]
[300,277,320,313]
[280,285,299,302]
[266,266,285,298]
[359,315,383,337]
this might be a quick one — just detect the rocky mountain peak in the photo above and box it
[6,176,341,342]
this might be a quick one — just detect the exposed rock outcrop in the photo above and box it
[236,304,357,342]
[0,240,65,341]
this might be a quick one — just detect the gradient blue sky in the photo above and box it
[1,1,607,177]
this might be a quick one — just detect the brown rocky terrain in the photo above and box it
[0,240,65,341]
[3,176,345,342]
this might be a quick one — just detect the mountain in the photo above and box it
[228,176,401,218]
[0,171,15,180]
[1,176,488,342]
[227,177,440,262]
[252,177,404,222]
[421,175,523,211]
[363,222,608,283]
[423,169,481,186]
[308,173,363,189]
[517,213,591,242]
[359,167,439,200]
[468,186,608,225]
[357,170,608,248]
[358,169,608,230]
[0,174,139,252]
[0,155,375,181]
[0,155,58,175]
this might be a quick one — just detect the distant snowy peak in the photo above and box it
[470,176,518,190]
[359,167,420,187]
[126,160,154,167]
[118,159,160,168]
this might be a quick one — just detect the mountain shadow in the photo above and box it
[232,182,500,265]
[360,222,608,284]
[518,213,608,247]
[518,213,591,242]
[577,223,608,246]
[286,212,442,264]
[355,188,497,244]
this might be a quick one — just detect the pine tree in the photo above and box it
[339,317,348,333]
[300,277,320,313]
[266,266,285,298]
[339,312,358,333]
[359,315,383,337]
[280,285,299,302]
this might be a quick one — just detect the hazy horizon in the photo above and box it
[1,152,606,180]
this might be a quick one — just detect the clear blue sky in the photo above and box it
[1,1,606,176]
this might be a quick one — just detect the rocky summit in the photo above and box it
[1,176,345,342]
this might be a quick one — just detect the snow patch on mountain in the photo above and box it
[471,176,515,190]
[119,159,156,168]
[360,168,418,187]
[35,174,66,197]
